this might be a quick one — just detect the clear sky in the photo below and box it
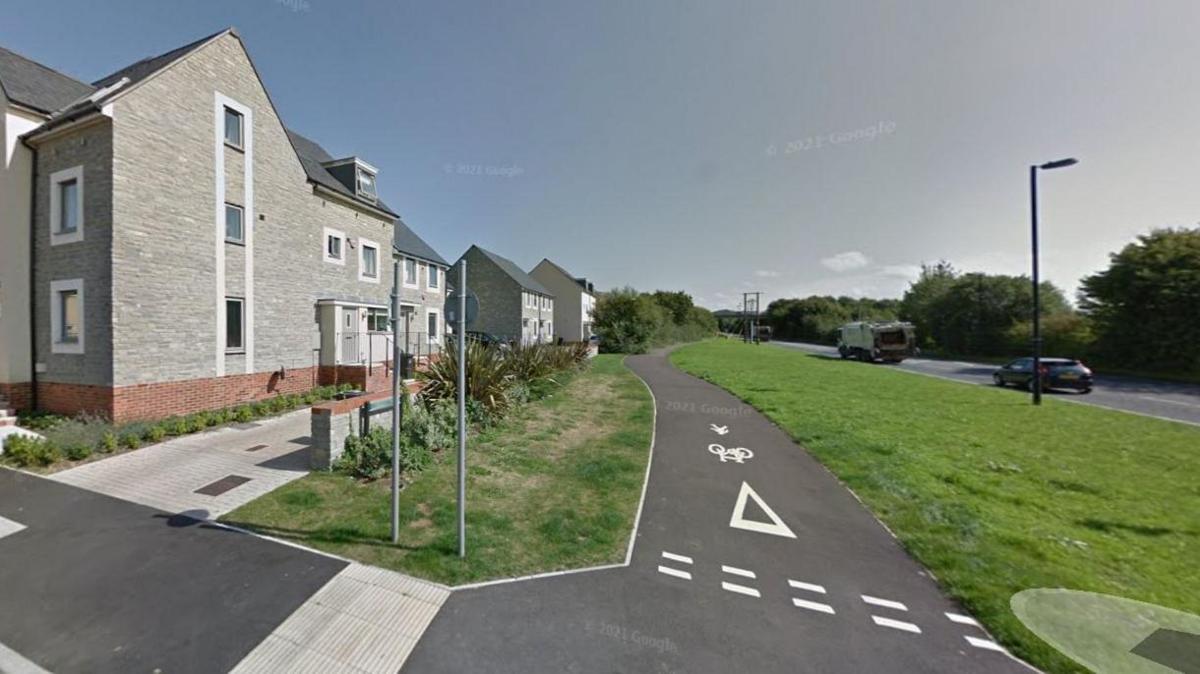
[6,0,1199,310]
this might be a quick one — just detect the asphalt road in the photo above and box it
[405,350,1031,673]
[0,468,347,674]
[774,340,1200,426]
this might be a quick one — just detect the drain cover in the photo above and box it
[246,444,268,452]
[195,475,252,496]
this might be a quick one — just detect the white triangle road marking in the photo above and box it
[728,481,796,538]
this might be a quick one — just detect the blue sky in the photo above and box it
[6,0,1200,309]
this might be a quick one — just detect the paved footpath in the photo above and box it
[405,351,1034,673]
[0,410,448,673]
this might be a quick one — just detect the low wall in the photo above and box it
[309,381,422,470]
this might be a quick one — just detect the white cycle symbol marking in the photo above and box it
[709,443,754,464]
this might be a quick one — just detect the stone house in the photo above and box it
[529,259,596,343]
[451,245,554,345]
[0,28,448,422]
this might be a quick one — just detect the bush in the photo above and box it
[166,417,191,436]
[335,426,393,480]
[100,431,118,453]
[593,287,663,354]
[41,414,112,461]
[233,405,254,423]
[119,431,142,450]
[144,424,167,442]
[16,411,66,432]
[3,435,62,467]
[419,340,514,415]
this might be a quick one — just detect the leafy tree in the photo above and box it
[1079,227,1200,371]
[650,291,695,325]
[593,287,665,354]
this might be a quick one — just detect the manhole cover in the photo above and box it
[195,475,252,496]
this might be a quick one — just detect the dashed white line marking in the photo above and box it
[657,565,692,581]
[721,582,761,598]
[661,551,693,565]
[965,636,1007,652]
[871,616,922,634]
[787,580,827,594]
[721,565,756,579]
[945,612,980,627]
[792,597,836,614]
[862,595,908,611]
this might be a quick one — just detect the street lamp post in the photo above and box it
[1029,157,1078,406]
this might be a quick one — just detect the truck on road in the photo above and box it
[836,321,918,363]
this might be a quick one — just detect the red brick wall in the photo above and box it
[0,382,33,412]
[318,363,395,393]
[36,382,114,418]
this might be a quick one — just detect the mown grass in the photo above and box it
[222,354,653,585]
[671,340,1200,674]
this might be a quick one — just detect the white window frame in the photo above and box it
[426,263,441,292]
[224,106,244,149]
[426,307,440,342]
[403,256,419,288]
[359,238,380,283]
[224,202,244,244]
[323,227,345,265]
[50,279,85,354]
[49,166,84,245]
[356,167,377,201]
[225,296,245,353]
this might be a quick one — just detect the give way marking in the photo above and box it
[729,482,796,539]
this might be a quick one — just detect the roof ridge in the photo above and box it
[90,27,230,88]
[0,45,92,90]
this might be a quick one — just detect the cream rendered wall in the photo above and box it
[0,94,41,387]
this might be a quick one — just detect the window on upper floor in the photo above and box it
[323,228,345,264]
[427,265,440,290]
[50,166,84,245]
[357,167,377,201]
[404,257,418,287]
[360,240,380,282]
[224,107,244,148]
[225,203,244,244]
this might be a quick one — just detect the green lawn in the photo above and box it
[222,354,653,586]
[671,340,1200,674]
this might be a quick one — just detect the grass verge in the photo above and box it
[671,340,1200,674]
[221,354,653,586]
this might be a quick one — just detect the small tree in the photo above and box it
[593,287,664,354]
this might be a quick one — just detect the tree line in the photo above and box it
[592,288,717,354]
[764,227,1200,375]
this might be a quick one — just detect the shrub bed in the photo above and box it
[2,383,357,470]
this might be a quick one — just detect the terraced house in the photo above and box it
[0,28,448,423]
[452,245,555,345]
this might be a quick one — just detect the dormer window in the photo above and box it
[356,167,377,201]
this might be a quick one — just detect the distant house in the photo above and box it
[529,259,595,342]
[0,29,447,422]
[451,246,554,345]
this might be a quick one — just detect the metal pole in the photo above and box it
[457,261,467,558]
[1030,165,1042,406]
[390,262,402,543]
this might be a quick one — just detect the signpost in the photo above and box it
[453,263,471,557]
[390,262,403,544]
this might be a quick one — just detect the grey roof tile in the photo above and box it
[470,246,552,295]
[0,46,94,114]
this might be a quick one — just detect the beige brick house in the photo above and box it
[0,29,448,422]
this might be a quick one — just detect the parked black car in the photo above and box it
[993,357,1093,393]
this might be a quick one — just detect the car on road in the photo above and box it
[993,357,1094,393]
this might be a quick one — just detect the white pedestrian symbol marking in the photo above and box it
[710,424,729,435]
[729,482,796,538]
[709,443,754,464]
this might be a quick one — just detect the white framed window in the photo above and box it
[323,227,345,265]
[224,203,244,243]
[359,238,380,282]
[225,297,244,352]
[224,107,244,148]
[367,307,390,332]
[403,257,418,288]
[356,167,377,201]
[50,279,85,354]
[427,308,440,342]
[49,166,84,245]
[426,264,441,291]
